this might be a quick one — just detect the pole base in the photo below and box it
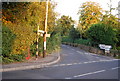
[43,50,46,58]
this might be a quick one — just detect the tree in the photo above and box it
[69,25,80,43]
[101,0,120,49]
[101,0,119,28]
[2,2,57,55]
[2,25,16,57]
[86,23,118,48]
[78,1,103,37]
[56,15,74,36]
[102,14,119,28]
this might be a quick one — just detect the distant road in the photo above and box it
[2,45,120,80]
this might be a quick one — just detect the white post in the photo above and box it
[43,0,49,58]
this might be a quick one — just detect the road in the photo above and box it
[2,45,120,79]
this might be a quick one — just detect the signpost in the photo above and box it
[99,44,112,54]
[36,0,50,59]
[38,30,45,34]
[43,0,49,58]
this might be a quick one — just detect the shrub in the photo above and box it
[9,54,25,62]
[116,28,120,49]
[47,32,61,53]
[2,25,26,64]
[2,57,14,64]
[2,25,16,57]
[86,23,117,47]
[62,36,73,43]
[30,32,61,56]
[2,54,25,64]
[69,26,80,43]
[74,39,91,46]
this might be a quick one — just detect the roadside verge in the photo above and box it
[1,51,60,72]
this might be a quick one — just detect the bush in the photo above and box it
[86,23,117,47]
[62,36,73,43]
[9,54,25,62]
[74,39,91,46]
[30,32,61,56]
[2,57,14,64]
[2,54,26,64]
[2,25,26,64]
[116,28,120,49]
[69,26,80,43]
[47,32,61,53]
[2,25,16,57]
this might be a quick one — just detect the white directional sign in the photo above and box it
[38,30,50,37]
[38,30,45,33]
[46,34,50,37]
[99,44,105,49]
[99,44,112,53]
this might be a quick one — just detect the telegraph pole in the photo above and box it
[43,0,49,58]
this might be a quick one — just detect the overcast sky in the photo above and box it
[54,0,120,23]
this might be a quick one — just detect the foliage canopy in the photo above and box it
[78,1,103,37]
[86,23,118,47]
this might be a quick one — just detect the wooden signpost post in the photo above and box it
[36,0,50,59]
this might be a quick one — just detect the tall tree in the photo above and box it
[101,0,119,28]
[56,15,74,36]
[78,1,103,37]
[69,25,80,43]
[2,2,57,55]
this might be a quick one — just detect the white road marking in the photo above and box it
[72,49,75,50]
[64,66,119,79]
[73,70,105,78]
[85,53,90,55]
[90,53,97,55]
[67,64,73,66]
[84,62,89,64]
[49,59,117,68]
[65,77,72,79]
[87,61,93,63]
[91,61,97,63]
[78,62,82,64]
[73,63,78,65]
[112,59,120,61]
[111,67,120,70]
[76,51,82,54]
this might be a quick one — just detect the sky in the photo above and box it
[54,0,120,23]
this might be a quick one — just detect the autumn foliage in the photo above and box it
[2,2,60,63]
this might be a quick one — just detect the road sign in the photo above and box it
[99,44,105,49]
[46,34,50,37]
[38,30,44,33]
[99,44,112,50]
[99,44,112,53]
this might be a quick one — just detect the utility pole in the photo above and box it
[43,0,49,58]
